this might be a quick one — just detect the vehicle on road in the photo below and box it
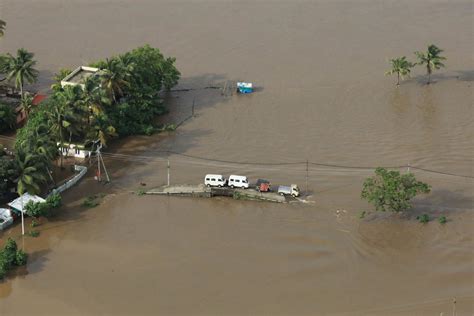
[204,174,227,187]
[228,175,249,189]
[278,184,300,197]
[255,179,271,192]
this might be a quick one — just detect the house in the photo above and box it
[57,142,91,159]
[16,93,47,125]
[61,66,99,88]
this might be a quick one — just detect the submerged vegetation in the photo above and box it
[386,44,446,85]
[361,167,431,213]
[0,238,27,280]
[385,56,414,85]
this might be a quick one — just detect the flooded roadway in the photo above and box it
[0,0,473,315]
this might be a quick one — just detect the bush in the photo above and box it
[0,103,16,132]
[417,214,430,223]
[28,230,40,238]
[46,193,62,208]
[0,238,28,279]
[15,250,27,266]
[438,215,447,224]
[359,210,366,219]
[81,196,100,208]
[25,200,50,218]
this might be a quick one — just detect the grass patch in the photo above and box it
[416,214,430,224]
[136,189,146,196]
[359,210,366,219]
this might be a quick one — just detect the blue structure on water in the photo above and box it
[237,82,253,94]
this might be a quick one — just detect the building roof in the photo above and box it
[61,66,99,88]
[7,193,46,214]
[32,94,47,106]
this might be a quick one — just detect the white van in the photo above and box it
[228,175,249,189]
[204,174,227,187]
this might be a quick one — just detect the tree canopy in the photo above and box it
[415,44,446,84]
[361,167,431,212]
[385,56,413,85]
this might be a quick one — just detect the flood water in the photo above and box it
[0,1,473,315]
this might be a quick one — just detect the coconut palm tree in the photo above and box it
[15,149,47,195]
[415,44,446,84]
[0,19,5,37]
[81,75,111,116]
[2,48,39,98]
[48,89,82,167]
[385,56,414,86]
[19,92,34,118]
[50,68,72,92]
[99,58,130,103]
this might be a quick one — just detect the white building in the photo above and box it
[58,142,91,159]
[61,66,99,88]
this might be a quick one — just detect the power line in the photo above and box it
[99,150,474,179]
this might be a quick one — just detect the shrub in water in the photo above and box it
[417,214,430,223]
[438,215,447,224]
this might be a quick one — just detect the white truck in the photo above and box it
[277,184,300,197]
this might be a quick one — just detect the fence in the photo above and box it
[48,165,88,197]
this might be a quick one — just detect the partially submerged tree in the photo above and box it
[385,56,414,85]
[415,44,446,84]
[0,19,5,37]
[361,167,431,212]
[1,48,39,98]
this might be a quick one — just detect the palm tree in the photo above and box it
[0,19,5,37]
[48,89,82,167]
[385,56,414,86]
[82,75,111,116]
[19,92,34,118]
[99,58,130,103]
[15,149,47,195]
[2,48,39,98]
[51,68,72,92]
[415,44,446,84]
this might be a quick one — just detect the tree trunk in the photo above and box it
[397,73,400,86]
[427,64,431,84]
[19,81,24,99]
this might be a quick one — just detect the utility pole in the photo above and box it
[305,159,309,195]
[96,142,110,183]
[407,163,410,173]
[167,158,170,186]
[21,194,24,236]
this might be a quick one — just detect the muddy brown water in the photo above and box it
[0,1,473,315]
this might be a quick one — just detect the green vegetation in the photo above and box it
[0,19,5,37]
[0,238,28,280]
[385,56,414,85]
[0,155,18,198]
[81,194,106,208]
[359,210,366,219]
[438,215,447,224]
[27,230,40,237]
[136,189,146,196]
[417,214,430,224]
[415,44,446,84]
[0,44,179,198]
[30,218,39,227]
[24,193,62,218]
[0,103,16,132]
[361,167,431,213]
[0,48,39,98]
